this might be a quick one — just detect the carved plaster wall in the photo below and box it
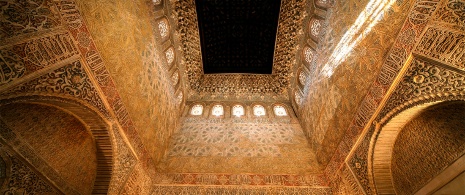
[74,0,182,167]
[162,101,309,170]
[0,0,171,193]
[297,0,414,168]
[0,145,61,194]
[344,0,465,194]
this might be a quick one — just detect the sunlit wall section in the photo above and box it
[291,0,413,169]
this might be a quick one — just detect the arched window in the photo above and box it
[273,105,288,116]
[295,91,303,105]
[171,71,179,86]
[158,19,169,38]
[299,71,307,86]
[211,105,224,116]
[232,105,244,117]
[176,92,183,106]
[310,18,321,37]
[190,104,203,116]
[253,105,266,116]
[165,47,175,64]
[303,47,314,64]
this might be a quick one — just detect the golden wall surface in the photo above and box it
[0,0,171,193]
[343,0,465,193]
[75,0,180,164]
[298,0,413,165]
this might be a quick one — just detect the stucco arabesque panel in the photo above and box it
[0,30,80,88]
[0,0,62,42]
[346,2,465,192]
[1,60,110,117]
[72,0,181,171]
[0,145,62,194]
[328,0,446,193]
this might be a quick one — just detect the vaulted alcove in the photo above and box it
[393,101,465,194]
[0,103,97,194]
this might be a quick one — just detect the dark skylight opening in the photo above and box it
[196,0,281,74]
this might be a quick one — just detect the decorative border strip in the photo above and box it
[152,185,332,194]
[154,173,329,187]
